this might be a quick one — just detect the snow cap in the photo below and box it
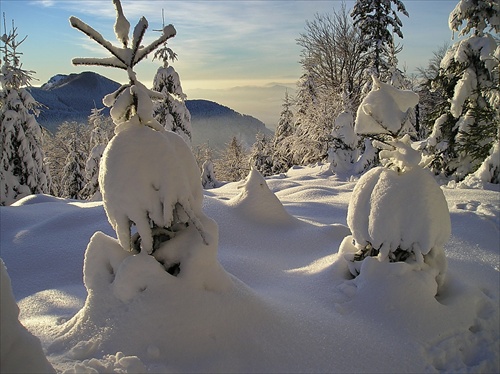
[355,76,419,136]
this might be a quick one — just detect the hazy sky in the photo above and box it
[1,0,460,127]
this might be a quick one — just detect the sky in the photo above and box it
[1,0,460,128]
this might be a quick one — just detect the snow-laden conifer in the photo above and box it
[272,91,295,174]
[70,0,212,255]
[61,133,86,199]
[152,14,192,145]
[423,0,499,181]
[340,76,450,292]
[351,0,409,78]
[249,132,274,177]
[0,19,50,205]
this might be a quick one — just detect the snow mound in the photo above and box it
[228,168,299,226]
[0,259,55,373]
[11,194,70,206]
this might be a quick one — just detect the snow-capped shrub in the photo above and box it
[342,77,451,291]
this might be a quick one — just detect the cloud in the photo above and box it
[30,0,56,7]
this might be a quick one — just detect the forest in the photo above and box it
[1,0,498,205]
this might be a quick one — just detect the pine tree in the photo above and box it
[249,131,274,177]
[272,91,295,174]
[423,0,499,180]
[0,18,50,205]
[152,13,192,145]
[351,0,409,78]
[61,132,86,199]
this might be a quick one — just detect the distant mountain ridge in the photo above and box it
[30,72,272,150]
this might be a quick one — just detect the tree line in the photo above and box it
[1,0,499,205]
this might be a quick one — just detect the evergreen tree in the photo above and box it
[423,0,499,180]
[152,14,192,145]
[249,131,274,177]
[201,159,220,189]
[272,91,295,174]
[61,132,86,199]
[44,121,90,197]
[351,0,409,78]
[0,19,50,205]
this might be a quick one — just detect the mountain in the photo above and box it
[30,72,121,131]
[30,72,273,150]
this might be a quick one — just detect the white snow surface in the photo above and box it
[1,165,499,373]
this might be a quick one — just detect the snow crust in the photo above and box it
[1,165,499,373]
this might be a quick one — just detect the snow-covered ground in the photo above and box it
[1,164,499,373]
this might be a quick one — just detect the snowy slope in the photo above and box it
[0,165,498,373]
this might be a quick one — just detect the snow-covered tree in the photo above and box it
[61,133,86,199]
[249,131,274,177]
[328,105,359,175]
[423,0,499,181]
[152,18,192,145]
[340,76,450,293]
[43,121,90,197]
[0,19,50,205]
[272,91,295,174]
[70,0,214,257]
[351,0,409,79]
[201,159,220,189]
[215,136,249,182]
[81,107,114,200]
[291,72,332,166]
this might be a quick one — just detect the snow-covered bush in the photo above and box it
[69,0,211,255]
[340,76,450,292]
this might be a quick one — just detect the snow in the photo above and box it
[355,75,419,136]
[1,164,499,373]
[99,124,206,254]
[0,259,55,373]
